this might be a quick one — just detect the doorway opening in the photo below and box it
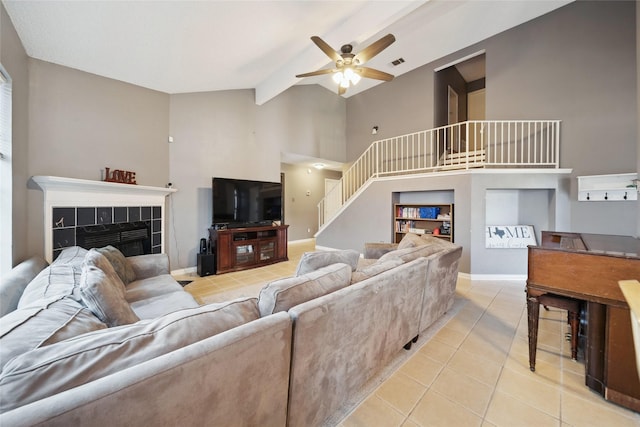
[434,52,486,154]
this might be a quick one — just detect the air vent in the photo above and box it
[391,58,405,66]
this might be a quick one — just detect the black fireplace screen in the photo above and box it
[76,222,151,257]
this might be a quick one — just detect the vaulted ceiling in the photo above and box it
[3,1,572,105]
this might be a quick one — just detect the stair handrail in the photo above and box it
[318,120,561,229]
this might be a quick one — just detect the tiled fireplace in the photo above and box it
[30,176,176,262]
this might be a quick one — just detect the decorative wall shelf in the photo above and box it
[577,173,638,202]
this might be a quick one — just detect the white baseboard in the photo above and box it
[314,245,339,252]
[458,272,527,282]
[288,238,316,245]
[171,266,197,276]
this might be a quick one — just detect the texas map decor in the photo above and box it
[485,225,536,249]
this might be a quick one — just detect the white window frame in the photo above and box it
[0,65,12,275]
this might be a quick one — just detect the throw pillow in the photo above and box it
[378,244,444,264]
[351,258,404,284]
[80,249,139,327]
[0,298,259,413]
[17,246,88,309]
[0,297,106,370]
[96,245,137,285]
[295,249,360,276]
[258,263,352,316]
[397,232,425,250]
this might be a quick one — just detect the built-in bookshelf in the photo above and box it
[394,203,454,243]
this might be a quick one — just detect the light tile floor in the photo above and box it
[175,240,640,427]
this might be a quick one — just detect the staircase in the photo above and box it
[318,120,561,230]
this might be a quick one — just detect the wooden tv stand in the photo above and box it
[210,224,288,274]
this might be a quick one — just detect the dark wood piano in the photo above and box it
[527,231,640,412]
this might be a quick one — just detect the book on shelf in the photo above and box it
[396,206,441,219]
[408,228,426,235]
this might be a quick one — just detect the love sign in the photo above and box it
[103,167,137,185]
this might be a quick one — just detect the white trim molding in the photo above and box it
[29,175,176,262]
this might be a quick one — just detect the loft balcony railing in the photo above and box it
[318,120,561,229]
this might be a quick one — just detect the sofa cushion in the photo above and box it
[397,232,425,249]
[80,250,139,327]
[420,234,454,248]
[0,256,49,317]
[378,243,444,264]
[351,258,404,284]
[129,291,200,320]
[125,274,185,303]
[0,297,106,370]
[17,247,88,308]
[0,297,259,413]
[258,263,352,316]
[295,249,360,276]
[95,245,137,285]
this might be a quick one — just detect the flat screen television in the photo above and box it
[212,177,283,227]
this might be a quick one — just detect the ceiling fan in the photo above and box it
[296,34,396,95]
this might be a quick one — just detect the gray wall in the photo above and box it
[5,0,347,271]
[486,0,637,236]
[1,4,29,265]
[316,171,571,276]
[341,0,637,241]
[281,163,342,242]
[25,59,170,258]
[5,0,638,274]
[320,0,637,275]
[168,85,346,270]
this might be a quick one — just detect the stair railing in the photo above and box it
[318,120,561,229]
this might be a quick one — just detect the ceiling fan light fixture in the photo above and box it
[343,67,354,80]
[298,34,396,94]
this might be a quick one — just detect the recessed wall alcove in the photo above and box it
[29,176,176,262]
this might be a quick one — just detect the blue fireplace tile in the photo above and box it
[77,208,96,226]
[114,207,127,223]
[152,219,161,233]
[128,207,140,222]
[97,207,113,224]
[153,206,161,219]
[52,207,75,228]
[141,206,151,220]
[152,232,161,246]
[53,228,75,249]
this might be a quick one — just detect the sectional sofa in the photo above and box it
[0,234,461,426]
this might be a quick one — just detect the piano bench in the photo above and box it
[528,293,581,370]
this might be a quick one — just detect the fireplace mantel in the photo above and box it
[30,176,176,262]
[29,175,176,199]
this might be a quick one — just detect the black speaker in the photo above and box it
[200,238,208,254]
[197,253,216,277]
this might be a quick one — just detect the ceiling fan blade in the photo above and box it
[354,34,396,64]
[296,68,336,78]
[338,85,347,96]
[357,67,394,81]
[310,36,341,62]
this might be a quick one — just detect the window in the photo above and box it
[0,65,12,274]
